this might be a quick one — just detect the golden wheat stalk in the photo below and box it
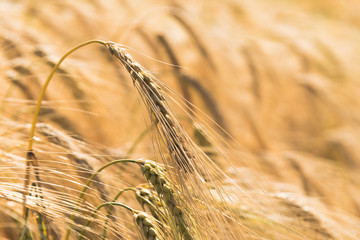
[24,39,252,240]
[107,41,198,174]
[106,41,248,240]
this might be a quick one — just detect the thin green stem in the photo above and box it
[27,39,106,152]
[65,159,141,240]
[78,202,135,240]
[102,187,137,239]
[19,207,32,240]
[23,39,107,222]
[78,160,139,200]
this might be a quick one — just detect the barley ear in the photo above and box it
[141,160,193,240]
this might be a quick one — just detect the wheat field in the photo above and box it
[1,0,360,239]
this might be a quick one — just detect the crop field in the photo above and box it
[0,0,360,239]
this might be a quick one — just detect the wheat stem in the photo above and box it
[79,202,135,240]
[23,39,107,227]
[27,39,106,152]
[65,159,141,240]
[102,187,137,239]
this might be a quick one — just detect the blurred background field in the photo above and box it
[1,0,360,239]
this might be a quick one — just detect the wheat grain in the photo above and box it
[141,160,193,240]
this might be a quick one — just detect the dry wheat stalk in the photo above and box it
[107,41,198,174]
[170,10,217,73]
[1,36,22,59]
[106,41,242,239]
[241,46,261,102]
[23,39,258,239]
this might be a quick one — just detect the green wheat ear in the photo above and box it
[141,160,193,240]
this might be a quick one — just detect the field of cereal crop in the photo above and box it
[1,0,360,239]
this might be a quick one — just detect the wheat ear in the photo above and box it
[141,160,193,240]
[107,41,198,173]
[80,202,163,240]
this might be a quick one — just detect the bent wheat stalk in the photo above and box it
[27,40,239,240]
[24,40,107,219]
[80,202,164,240]
[107,42,237,239]
[65,159,142,240]
[107,42,199,174]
